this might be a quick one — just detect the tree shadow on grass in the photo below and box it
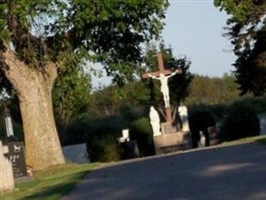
[20,171,89,200]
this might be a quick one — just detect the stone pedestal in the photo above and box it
[153,122,191,155]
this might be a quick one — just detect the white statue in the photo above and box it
[198,131,206,147]
[149,106,161,136]
[147,70,179,108]
[178,104,190,132]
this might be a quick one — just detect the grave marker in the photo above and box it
[7,142,27,179]
[0,141,14,192]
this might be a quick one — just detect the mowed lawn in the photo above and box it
[0,163,99,200]
[1,135,266,200]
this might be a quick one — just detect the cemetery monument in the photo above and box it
[143,52,191,154]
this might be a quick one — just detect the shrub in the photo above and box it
[85,116,127,162]
[221,102,260,141]
[129,117,155,157]
[87,134,121,162]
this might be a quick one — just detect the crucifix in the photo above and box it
[142,52,182,122]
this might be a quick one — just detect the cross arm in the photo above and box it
[167,68,182,78]
[142,69,174,79]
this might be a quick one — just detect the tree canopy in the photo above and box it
[185,73,239,105]
[52,58,92,131]
[0,0,169,169]
[214,0,266,96]
[0,0,169,83]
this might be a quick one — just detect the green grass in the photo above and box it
[1,135,266,200]
[220,134,266,146]
[255,135,266,144]
[0,163,100,200]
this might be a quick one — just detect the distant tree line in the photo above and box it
[185,73,240,106]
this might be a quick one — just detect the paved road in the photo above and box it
[62,142,266,200]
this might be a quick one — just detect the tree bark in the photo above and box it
[1,45,65,170]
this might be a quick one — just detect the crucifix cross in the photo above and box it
[142,52,182,122]
[142,52,180,79]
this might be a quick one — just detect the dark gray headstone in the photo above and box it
[6,142,27,179]
[119,140,140,160]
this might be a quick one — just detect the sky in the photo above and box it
[162,0,236,77]
[92,0,236,88]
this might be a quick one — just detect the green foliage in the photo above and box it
[63,0,168,81]
[87,135,121,162]
[188,95,266,125]
[185,73,239,105]
[233,27,266,96]
[90,86,121,116]
[188,103,227,123]
[214,0,266,96]
[221,101,260,141]
[85,115,129,162]
[91,82,149,118]
[0,0,169,91]
[214,0,266,22]
[0,163,98,200]
[129,117,155,156]
[52,57,92,136]
[60,118,88,146]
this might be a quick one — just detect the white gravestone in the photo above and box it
[118,129,130,143]
[178,104,190,132]
[0,141,14,192]
[149,106,161,136]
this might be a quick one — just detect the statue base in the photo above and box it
[153,122,191,155]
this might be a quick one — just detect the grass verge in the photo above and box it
[0,163,99,200]
[255,135,266,144]
[220,134,266,146]
[1,135,266,200]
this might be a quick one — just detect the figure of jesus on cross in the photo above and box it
[147,70,179,108]
[143,52,182,108]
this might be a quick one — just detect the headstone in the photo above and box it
[0,141,14,192]
[117,129,139,159]
[62,143,90,164]
[118,129,130,143]
[6,142,27,179]
[208,126,221,145]
[119,140,140,160]
[259,115,266,135]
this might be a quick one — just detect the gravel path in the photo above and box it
[62,142,266,200]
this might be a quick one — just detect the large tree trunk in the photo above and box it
[1,45,65,170]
